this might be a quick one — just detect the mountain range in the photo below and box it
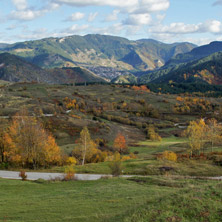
[0,34,195,78]
[1,34,222,85]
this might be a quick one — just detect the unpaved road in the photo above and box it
[0,170,109,181]
[0,170,221,181]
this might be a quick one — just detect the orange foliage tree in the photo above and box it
[3,109,61,169]
[113,133,128,154]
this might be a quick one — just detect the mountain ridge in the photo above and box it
[1,34,196,79]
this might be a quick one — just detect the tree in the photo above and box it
[206,118,222,152]
[113,133,128,154]
[185,119,207,155]
[3,109,61,169]
[73,126,97,165]
[0,130,6,163]
[147,125,162,141]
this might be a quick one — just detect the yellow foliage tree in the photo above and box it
[185,119,207,155]
[206,118,222,152]
[72,126,97,165]
[3,109,61,169]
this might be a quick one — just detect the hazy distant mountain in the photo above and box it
[139,52,222,85]
[0,53,105,84]
[138,41,222,84]
[0,43,9,49]
[2,34,196,79]
[165,41,222,66]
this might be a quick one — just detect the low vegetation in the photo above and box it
[0,177,221,222]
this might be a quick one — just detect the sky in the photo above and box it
[1,0,222,45]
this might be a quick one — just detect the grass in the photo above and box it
[0,176,221,222]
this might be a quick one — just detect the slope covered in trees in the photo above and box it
[139,52,222,84]
[0,53,106,84]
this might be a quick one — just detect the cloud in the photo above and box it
[105,10,119,22]
[213,0,222,6]
[53,0,170,13]
[199,20,222,33]
[64,12,85,21]
[91,23,124,35]
[7,24,18,30]
[53,0,138,8]
[9,9,44,21]
[63,24,89,34]
[150,20,222,34]
[88,12,98,22]
[8,1,60,21]
[123,13,152,25]
[12,0,28,11]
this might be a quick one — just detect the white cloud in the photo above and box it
[53,0,170,13]
[88,12,98,22]
[199,20,222,33]
[54,0,138,8]
[9,9,44,21]
[123,13,152,25]
[65,12,85,21]
[91,23,124,35]
[63,24,89,34]
[150,20,222,34]
[8,1,60,21]
[105,10,119,22]
[12,0,28,11]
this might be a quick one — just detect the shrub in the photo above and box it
[160,151,177,162]
[210,155,222,166]
[19,171,27,181]
[66,157,77,166]
[109,152,123,177]
[64,165,75,181]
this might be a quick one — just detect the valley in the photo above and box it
[1,35,222,222]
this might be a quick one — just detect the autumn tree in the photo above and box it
[3,109,61,169]
[113,133,128,154]
[72,126,97,165]
[206,118,222,152]
[147,125,162,141]
[185,119,207,155]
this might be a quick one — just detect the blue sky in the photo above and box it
[1,0,222,45]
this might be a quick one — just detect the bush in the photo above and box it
[210,155,222,166]
[19,171,27,181]
[109,152,123,177]
[0,162,9,169]
[64,166,75,181]
[159,151,177,162]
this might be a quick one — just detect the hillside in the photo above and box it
[48,67,106,84]
[0,53,54,83]
[138,41,222,84]
[166,41,222,66]
[2,34,196,78]
[111,73,137,84]
[146,52,222,84]
[0,53,106,84]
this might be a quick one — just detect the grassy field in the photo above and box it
[0,176,222,222]
[41,136,222,177]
